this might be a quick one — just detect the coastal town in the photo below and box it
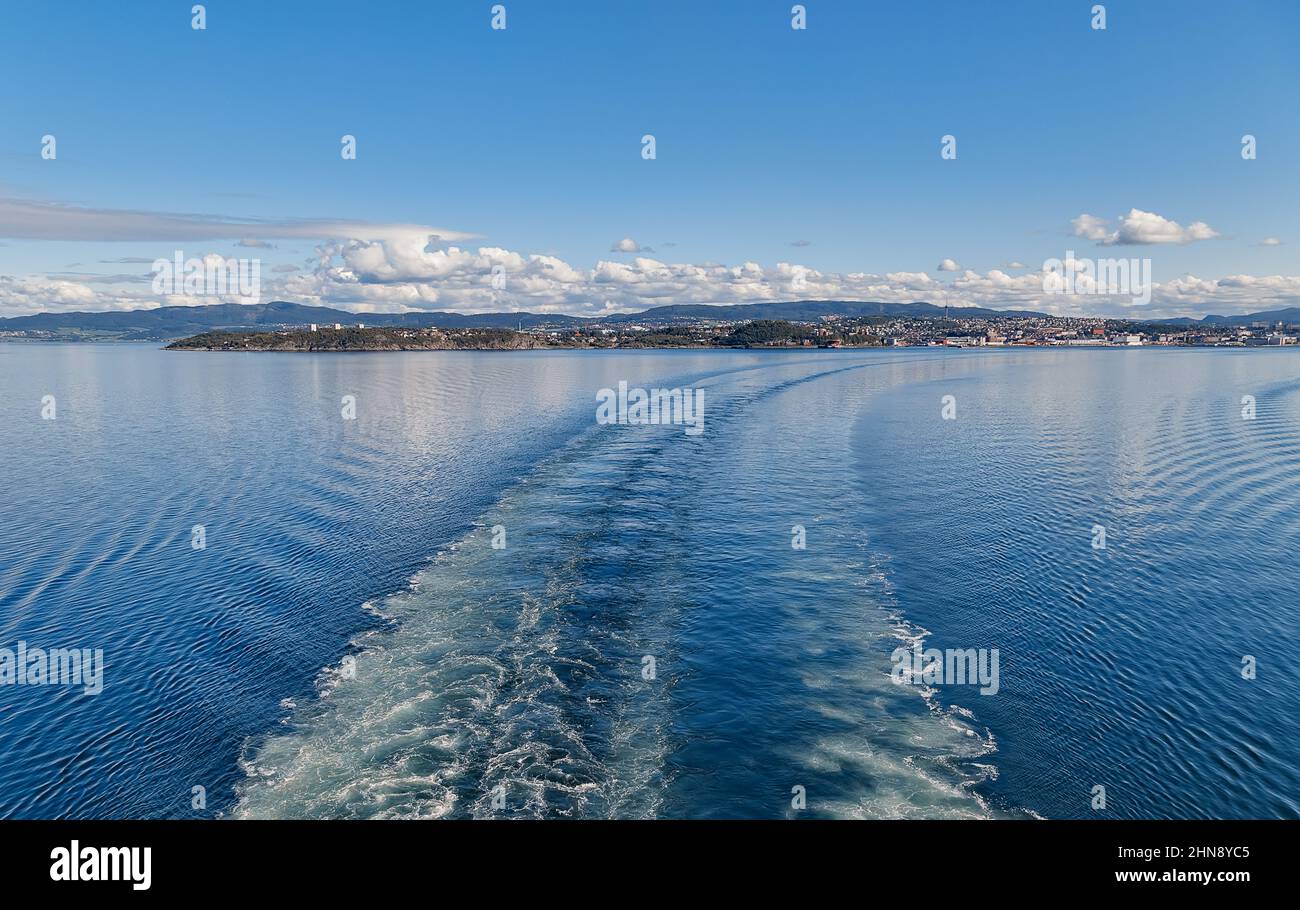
[804,312,1300,347]
[582,311,1300,348]
[165,312,1300,352]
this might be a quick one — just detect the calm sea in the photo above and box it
[1,343,1296,819]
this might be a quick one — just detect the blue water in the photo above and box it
[1,344,1297,818]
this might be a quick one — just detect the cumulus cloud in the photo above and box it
[1072,208,1219,245]
[0,196,1291,322]
[1071,213,1112,243]
[0,275,115,311]
[1261,237,1282,246]
[6,244,1300,321]
[610,237,641,253]
[937,258,960,271]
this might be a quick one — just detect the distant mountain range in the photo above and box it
[0,301,583,340]
[602,300,1049,323]
[3,299,1299,340]
[1154,306,1300,327]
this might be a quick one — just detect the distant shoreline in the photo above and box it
[164,324,855,352]
[164,324,1300,353]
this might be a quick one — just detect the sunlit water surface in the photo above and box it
[1,344,1296,818]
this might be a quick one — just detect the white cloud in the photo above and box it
[1072,208,1219,245]
[610,237,641,253]
[1071,213,1111,243]
[0,196,1290,322]
[1261,237,1282,246]
[0,274,124,312]
[0,196,476,245]
[937,258,960,271]
[6,248,1300,321]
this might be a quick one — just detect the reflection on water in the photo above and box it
[2,344,1297,818]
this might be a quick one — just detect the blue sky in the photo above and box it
[2,0,1299,318]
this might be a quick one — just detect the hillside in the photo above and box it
[5,298,1297,341]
